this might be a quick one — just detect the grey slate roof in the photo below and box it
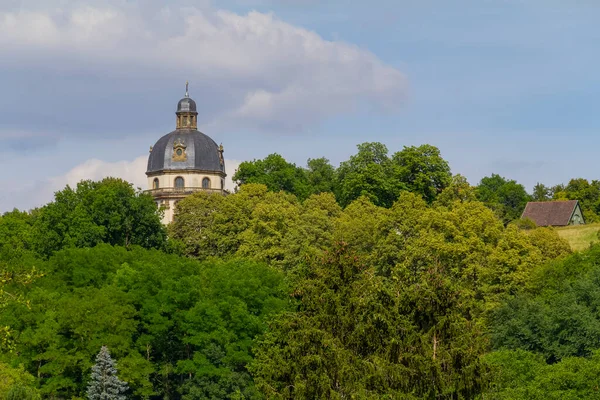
[146,129,225,174]
[521,200,579,226]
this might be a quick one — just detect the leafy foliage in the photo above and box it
[32,178,166,257]
[485,349,600,399]
[0,246,289,399]
[336,142,406,207]
[476,174,531,224]
[252,242,488,399]
[233,154,311,200]
[490,246,600,362]
[3,148,592,399]
[392,144,452,203]
[0,362,40,400]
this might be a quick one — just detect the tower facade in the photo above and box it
[146,85,227,224]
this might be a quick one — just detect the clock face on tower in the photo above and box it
[172,138,187,162]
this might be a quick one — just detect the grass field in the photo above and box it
[556,223,600,251]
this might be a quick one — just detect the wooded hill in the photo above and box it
[1,142,599,399]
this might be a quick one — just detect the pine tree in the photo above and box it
[86,346,129,400]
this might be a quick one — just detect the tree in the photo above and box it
[86,346,129,400]
[0,363,40,399]
[233,154,311,200]
[0,210,35,258]
[306,157,336,195]
[560,178,600,222]
[484,349,600,399]
[392,144,452,203]
[531,183,551,202]
[336,142,406,208]
[251,242,489,399]
[490,245,600,362]
[476,174,531,224]
[434,174,476,206]
[33,178,166,258]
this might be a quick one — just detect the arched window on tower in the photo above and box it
[202,177,211,189]
[153,178,159,190]
[175,177,184,189]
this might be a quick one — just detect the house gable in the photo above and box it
[568,202,585,225]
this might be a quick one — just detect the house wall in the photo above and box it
[570,204,585,225]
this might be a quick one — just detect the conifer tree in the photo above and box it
[86,346,129,400]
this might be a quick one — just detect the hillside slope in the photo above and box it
[556,223,600,251]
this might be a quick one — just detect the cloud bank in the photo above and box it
[0,2,407,133]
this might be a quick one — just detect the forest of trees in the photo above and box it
[1,142,599,399]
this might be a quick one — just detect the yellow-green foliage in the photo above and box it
[0,363,40,399]
[556,223,600,251]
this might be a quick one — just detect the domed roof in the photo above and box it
[177,97,197,113]
[147,129,225,174]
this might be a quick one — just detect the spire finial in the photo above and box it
[185,81,189,97]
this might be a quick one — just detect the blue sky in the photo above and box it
[1,0,600,211]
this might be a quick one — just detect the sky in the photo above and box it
[2,0,600,212]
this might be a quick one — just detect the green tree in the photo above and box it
[476,174,531,224]
[433,174,476,206]
[233,154,311,200]
[0,363,40,400]
[86,346,129,400]
[236,191,301,267]
[251,242,489,399]
[33,178,166,257]
[0,210,35,259]
[306,157,336,195]
[336,142,406,208]
[1,245,289,399]
[559,178,600,222]
[392,144,452,203]
[484,349,600,399]
[531,183,551,202]
[490,245,600,362]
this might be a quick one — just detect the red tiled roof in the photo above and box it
[521,200,579,226]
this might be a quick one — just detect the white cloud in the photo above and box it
[48,156,149,191]
[0,3,407,132]
[0,155,242,212]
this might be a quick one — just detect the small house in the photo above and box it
[521,200,585,227]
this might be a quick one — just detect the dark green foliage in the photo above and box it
[232,143,453,208]
[233,153,311,200]
[32,178,166,257]
[476,174,531,224]
[0,209,35,259]
[490,246,600,362]
[336,142,406,207]
[251,242,489,399]
[485,349,600,399]
[553,178,600,222]
[392,144,452,203]
[531,183,551,202]
[306,157,336,194]
[3,154,592,399]
[1,245,289,399]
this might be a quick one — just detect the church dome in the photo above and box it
[146,129,225,174]
[147,83,225,175]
